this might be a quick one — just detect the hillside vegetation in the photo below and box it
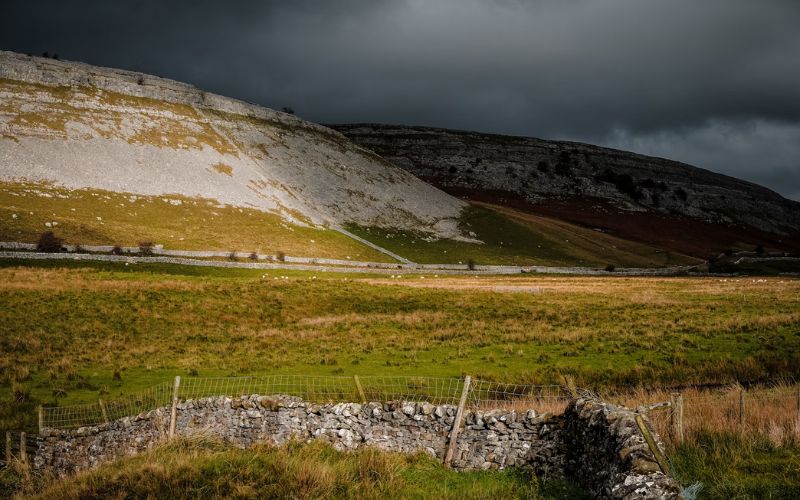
[0,181,392,261]
[335,124,800,257]
[348,203,699,267]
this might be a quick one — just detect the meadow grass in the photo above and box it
[1,260,798,498]
[670,433,800,499]
[1,259,798,424]
[1,437,586,499]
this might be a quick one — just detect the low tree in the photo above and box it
[467,258,476,271]
[37,231,63,252]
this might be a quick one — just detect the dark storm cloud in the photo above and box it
[3,0,799,199]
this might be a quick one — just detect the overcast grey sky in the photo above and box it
[3,0,799,200]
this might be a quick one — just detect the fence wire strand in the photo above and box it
[41,376,800,436]
[42,376,574,429]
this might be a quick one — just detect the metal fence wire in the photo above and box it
[41,376,573,429]
[42,382,173,429]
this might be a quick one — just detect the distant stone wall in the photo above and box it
[35,395,681,499]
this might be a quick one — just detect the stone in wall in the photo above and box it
[563,396,682,499]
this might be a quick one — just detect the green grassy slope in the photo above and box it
[348,204,700,267]
[0,181,393,262]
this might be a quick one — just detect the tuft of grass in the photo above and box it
[670,432,800,499]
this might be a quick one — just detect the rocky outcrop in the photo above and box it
[333,124,800,238]
[0,52,467,239]
[35,394,681,498]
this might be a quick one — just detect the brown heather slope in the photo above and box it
[333,124,800,258]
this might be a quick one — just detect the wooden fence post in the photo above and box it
[5,431,11,464]
[353,375,367,404]
[739,388,746,428]
[796,384,800,424]
[98,399,109,424]
[19,432,26,466]
[169,376,181,439]
[444,375,471,468]
[670,393,684,444]
[38,405,44,434]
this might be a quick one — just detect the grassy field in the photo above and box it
[1,259,798,498]
[2,259,798,419]
[0,181,392,262]
[348,204,700,267]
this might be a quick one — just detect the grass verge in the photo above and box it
[2,437,585,499]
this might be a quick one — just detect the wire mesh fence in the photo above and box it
[41,381,173,429]
[40,376,800,443]
[619,384,800,449]
[41,376,572,429]
[468,380,572,413]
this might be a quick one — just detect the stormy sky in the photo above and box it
[3,0,799,200]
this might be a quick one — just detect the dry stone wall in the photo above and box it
[34,395,681,499]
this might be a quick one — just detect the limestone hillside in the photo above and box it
[0,52,467,249]
[334,124,800,256]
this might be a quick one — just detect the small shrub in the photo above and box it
[281,106,295,115]
[36,231,63,252]
[228,251,238,261]
[111,245,123,255]
[597,169,642,200]
[605,264,616,272]
[674,187,688,202]
[73,244,87,254]
[755,244,765,256]
[554,162,572,177]
[320,356,337,366]
[537,160,550,173]
[467,259,476,271]
[276,251,286,262]
[138,241,154,256]
[112,370,122,381]
[136,75,144,85]
[249,252,259,261]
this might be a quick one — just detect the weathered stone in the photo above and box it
[33,394,680,499]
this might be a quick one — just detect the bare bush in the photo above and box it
[36,232,63,252]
